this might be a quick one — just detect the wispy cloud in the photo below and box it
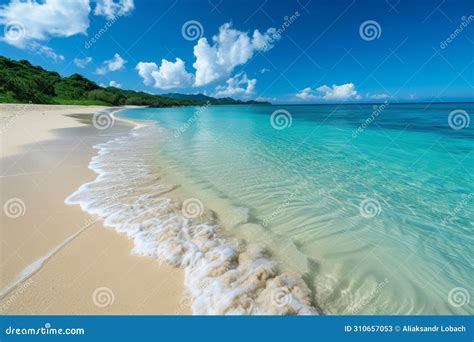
[368,93,390,100]
[74,56,93,68]
[96,53,127,75]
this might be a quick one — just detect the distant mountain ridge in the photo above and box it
[0,55,270,106]
[162,93,270,105]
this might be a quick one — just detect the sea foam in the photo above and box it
[65,125,317,315]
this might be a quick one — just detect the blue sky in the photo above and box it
[0,0,473,103]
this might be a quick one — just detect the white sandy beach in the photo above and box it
[0,104,190,315]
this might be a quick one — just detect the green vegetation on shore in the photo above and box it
[0,56,269,107]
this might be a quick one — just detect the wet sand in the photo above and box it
[0,104,190,314]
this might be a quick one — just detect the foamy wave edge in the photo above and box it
[65,124,318,315]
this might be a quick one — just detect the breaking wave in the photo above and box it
[65,124,317,315]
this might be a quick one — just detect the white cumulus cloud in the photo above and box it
[136,58,193,89]
[214,72,256,98]
[96,53,127,74]
[94,0,134,20]
[0,0,135,61]
[316,83,359,100]
[135,23,278,91]
[135,62,158,86]
[0,0,90,48]
[296,83,361,101]
[109,80,122,88]
[193,23,278,87]
[74,56,93,68]
[296,87,317,100]
[0,0,90,60]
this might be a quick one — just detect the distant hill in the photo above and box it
[162,93,270,105]
[0,56,270,107]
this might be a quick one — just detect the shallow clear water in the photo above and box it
[119,103,473,315]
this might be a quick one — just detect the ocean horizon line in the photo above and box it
[256,100,474,106]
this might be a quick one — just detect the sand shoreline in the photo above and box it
[0,104,190,315]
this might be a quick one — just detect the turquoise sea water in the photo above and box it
[119,103,473,315]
